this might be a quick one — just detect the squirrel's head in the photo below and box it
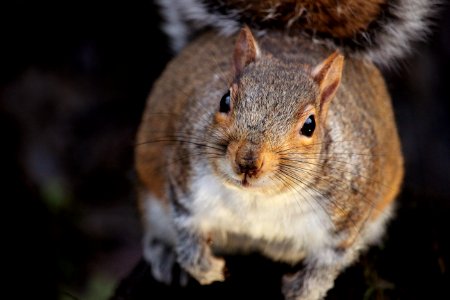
[209,26,344,194]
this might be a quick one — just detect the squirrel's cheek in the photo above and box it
[298,134,316,146]
[224,141,240,172]
[214,112,230,124]
[261,151,279,175]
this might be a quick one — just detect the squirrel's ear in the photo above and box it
[312,51,344,108]
[233,25,260,77]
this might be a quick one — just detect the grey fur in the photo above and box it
[155,0,437,67]
[144,238,177,284]
[174,221,226,285]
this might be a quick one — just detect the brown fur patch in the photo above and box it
[135,145,168,201]
[210,0,387,38]
[371,155,404,220]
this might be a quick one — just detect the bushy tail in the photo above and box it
[156,0,438,67]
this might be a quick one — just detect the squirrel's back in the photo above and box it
[157,0,437,66]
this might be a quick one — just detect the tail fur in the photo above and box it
[156,0,438,67]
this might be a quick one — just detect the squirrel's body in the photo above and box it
[136,27,403,299]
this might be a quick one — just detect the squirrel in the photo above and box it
[135,1,434,299]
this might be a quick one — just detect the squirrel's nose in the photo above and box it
[236,150,264,177]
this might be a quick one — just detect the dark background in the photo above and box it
[1,1,449,299]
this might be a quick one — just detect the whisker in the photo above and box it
[270,172,331,230]
[279,161,378,204]
[275,148,389,159]
[279,156,392,193]
[135,138,225,152]
[277,165,366,232]
[276,168,336,230]
[277,160,390,225]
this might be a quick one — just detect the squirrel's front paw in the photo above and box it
[144,237,189,285]
[282,269,333,300]
[197,255,226,285]
[180,253,226,285]
[282,272,306,300]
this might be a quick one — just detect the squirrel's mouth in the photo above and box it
[213,158,281,192]
[225,171,271,191]
[223,174,253,188]
[219,169,287,195]
[241,174,250,187]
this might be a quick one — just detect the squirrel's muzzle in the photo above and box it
[235,143,264,178]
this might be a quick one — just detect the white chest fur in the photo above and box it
[185,173,334,263]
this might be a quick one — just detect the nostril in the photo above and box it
[237,157,264,176]
[239,164,256,174]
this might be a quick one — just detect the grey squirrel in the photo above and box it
[135,1,434,299]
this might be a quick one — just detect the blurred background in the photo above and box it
[1,1,449,300]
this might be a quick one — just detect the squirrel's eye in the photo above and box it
[300,115,315,137]
[219,90,231,113]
